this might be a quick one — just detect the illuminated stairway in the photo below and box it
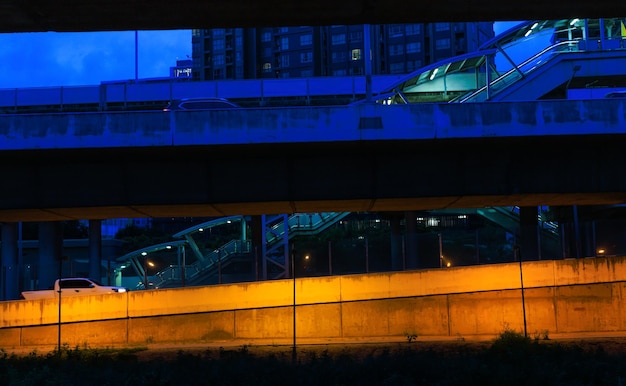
[117,212,350,289]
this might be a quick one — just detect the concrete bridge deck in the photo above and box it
[1,100,625,222]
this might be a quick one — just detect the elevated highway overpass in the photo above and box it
[0,100,625,223]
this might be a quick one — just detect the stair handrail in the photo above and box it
[457,40,579,103]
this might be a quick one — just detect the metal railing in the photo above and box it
[457,40,580,103]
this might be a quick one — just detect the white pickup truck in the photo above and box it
[21,278,127,300]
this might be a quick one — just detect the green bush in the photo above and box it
[2,340,626,385]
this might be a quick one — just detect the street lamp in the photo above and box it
[141,252,149,289]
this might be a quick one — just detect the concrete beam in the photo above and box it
[0,101,625,221]
[2,1,626,33]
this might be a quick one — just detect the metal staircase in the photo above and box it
[116,212,350,289]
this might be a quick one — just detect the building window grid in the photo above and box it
[300,51,313,63]
[406,42,422,53]
[389,62,405,74]
[435,23,450,32]
[213,54,225,66]
[332,51,347,63]
[332,33,346,45]
[389,44,404,56]
[300,34,313,46]
[389,25,404,37]
[349,31,363,42]
[194,23,494,80]
[213,39,225,50]
[406,24,421,35]
[435,38,451,50]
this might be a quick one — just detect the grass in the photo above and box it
[2,332,626,385]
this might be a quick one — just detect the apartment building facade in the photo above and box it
[192,22,495,80]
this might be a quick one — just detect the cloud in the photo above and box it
[0,30,190,88]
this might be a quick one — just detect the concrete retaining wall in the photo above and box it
[2,256,626,348]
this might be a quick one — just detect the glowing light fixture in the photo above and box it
[141,252,147,256]
[429,68,439,80]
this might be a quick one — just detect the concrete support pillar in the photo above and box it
[38,221,63,289]
[581,220,596,257]
[389,216,403,271]
[250,215,263,280]
[519,206,540,261]
[89,219,102,282]
[405,211,418,269]
[1,222,19,300]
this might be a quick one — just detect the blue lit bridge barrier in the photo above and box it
[2,100,626,153]
[0,75,403,113]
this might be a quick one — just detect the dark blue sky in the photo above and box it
[0,30,191,88]
[0,23,518,89]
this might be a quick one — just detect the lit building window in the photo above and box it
[351,48,361,60]
[263,62,272,72]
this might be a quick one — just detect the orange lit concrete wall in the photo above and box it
[3,256,626,348]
